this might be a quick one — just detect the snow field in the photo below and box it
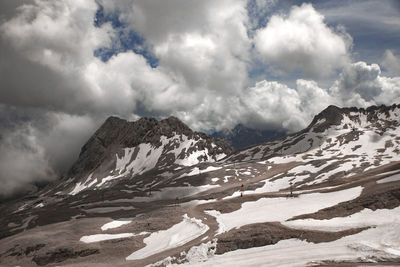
[126,214,209,260]
[283,206,400,232]
[208,186,363,233]
[176,223,400,266]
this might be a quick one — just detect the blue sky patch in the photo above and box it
[93,3,159,68]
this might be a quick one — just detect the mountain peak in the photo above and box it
[66,115,233,189]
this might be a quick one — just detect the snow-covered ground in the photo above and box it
[283,206,400,232]
[126,214,209,260]
[208,187,363,233]
[176,223,400,266]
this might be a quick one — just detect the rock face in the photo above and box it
[212,124,286,150]
[62,116,233,195]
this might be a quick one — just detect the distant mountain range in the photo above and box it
[211,124,286,150]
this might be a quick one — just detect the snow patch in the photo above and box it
[101,219,132,231]
[126,214,209,260]
[80,233,135,243]
[209,186,363,233]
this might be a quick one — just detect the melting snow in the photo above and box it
[80,233,135,243]
[101,219,132,231]
[377,173,400,184]
[176,224,400,266]
[208,186,363,233]
[283,206,400,232]
[126,214,209,260]
[179,166,222,179]
[80,232,148,243]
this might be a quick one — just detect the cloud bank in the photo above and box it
[0,0,399,197]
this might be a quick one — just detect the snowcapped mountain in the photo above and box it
[58,116,234,196]
[1,104,400,267]
[211,124,286,150]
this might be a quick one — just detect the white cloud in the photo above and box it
[296,79,337,116]
[0,123,56,197]
[331,61,400,107]
[241,80,306,131]
[382,50,400,77]
[254,3,351,78]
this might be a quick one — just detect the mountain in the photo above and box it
[58,116,234,196]
[1,105,400,267]
[226,104,400,165]
[211,124,286,150]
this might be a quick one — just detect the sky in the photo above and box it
[0,0,400,198]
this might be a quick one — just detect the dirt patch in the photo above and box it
[2,243,46,257]
[215,222,366,254]
[32,248,99,266]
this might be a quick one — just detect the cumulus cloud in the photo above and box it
[254,3,351,78]
[241,80,305,131]
[382,50,400,77]
[331,61,400,107]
